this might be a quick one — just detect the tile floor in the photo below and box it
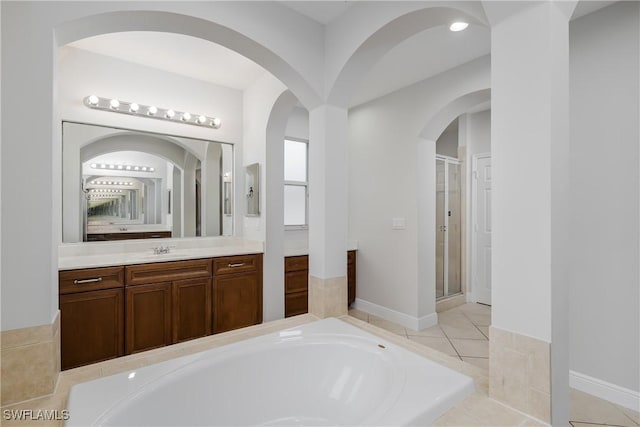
[349,302,640,427]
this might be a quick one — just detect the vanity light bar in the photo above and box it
[90,163,155,172]
[84,95,222,129]
[90,180,134,186]
[90,189,124,193]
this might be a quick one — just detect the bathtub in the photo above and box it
[66,318,474,426]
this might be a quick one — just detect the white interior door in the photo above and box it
[473,154,492,305]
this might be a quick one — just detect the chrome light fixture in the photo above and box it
[83,95,222,129]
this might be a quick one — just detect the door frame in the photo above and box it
[470,152,491,304]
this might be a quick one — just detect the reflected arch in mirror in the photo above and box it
[63,122,233,242]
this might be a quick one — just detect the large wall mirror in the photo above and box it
[62,122,234,243]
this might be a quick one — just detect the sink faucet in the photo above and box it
[153,246,171,255]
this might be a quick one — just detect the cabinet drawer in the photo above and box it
[285,291,308,317]
[126,259,212,286]
[284,255,308,272]
[59,266,124,294]
[285,270,308,294]
[213,254,260,275]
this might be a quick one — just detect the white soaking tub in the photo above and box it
[65,318,474,426]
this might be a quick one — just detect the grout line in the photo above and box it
[620,409,640,427]
[439,322,464,360]
[568,422,635,427]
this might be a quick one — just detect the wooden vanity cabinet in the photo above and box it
[348,250,356,306]
[284,256,309,318]
[213,254,263,333]
[284,251,356,317]
[124,259,212,354]
[58,267,125,370]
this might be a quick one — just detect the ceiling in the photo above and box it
[280,1,355,24]
[65,1,616,110]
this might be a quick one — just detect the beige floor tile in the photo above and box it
[458,302,492,314]
[456,394,529,426]
[477,325,490,338]
[432,405,483,426]
[368,316,407,337]
[461,356,490,372]
[619,406,640,425]
[441,322,487,340]
[571,423,626,427]
[347,308,369,322]
[438,310,471,324]
[451,338,489,358]
[570,389,638,427]
[465,313,492,326]
[408,325,446,338]
[407,335,458,357]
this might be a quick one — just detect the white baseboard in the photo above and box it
[352,298,438,331]
[570,370,640,412]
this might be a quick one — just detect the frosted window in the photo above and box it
[284,140,307,182]
[284,185,306,225]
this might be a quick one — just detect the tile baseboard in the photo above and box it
[352,298,437,331]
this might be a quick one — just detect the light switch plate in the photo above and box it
[392,218,406,230]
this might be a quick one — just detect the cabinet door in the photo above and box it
[172,278,212,343]
[348,251,356,306]
[213,272,261,334]
[126,283,172,354]
[60,288,123,370]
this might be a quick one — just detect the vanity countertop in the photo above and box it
[284,240,358,257]
[59,237,264,270]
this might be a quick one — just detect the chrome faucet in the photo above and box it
[153,245,171,255]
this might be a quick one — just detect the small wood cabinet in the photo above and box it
[59,253,262,369]
[59,267,125,370]
[284,251,356,318]
[284,256,309,317]
[213,255,263,333]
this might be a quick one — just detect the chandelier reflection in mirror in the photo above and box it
[84,95,222,129]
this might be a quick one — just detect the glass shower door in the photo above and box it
[435,156,462,300]
[436,159,446,299]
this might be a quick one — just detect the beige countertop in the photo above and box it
[58,237,263,270]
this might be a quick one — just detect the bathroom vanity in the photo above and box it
[58,239,263,370]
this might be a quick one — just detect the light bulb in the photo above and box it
[134,166,140,171]
[125,166,132,170]
[141,167,147,171]
[88,95,99,106]
[449,22,469,32]
[181,112,192,122]
[129,103,139,113]
[100,164,106,169]
[148,106,158,116]
[117,165,123,170]
[211,118,222,128]
[166,109,175,119]
[108,164,115,169]
[90,163,97,168]
[149,167,155,172]
[197,115,206,124]
[109,99,120,109]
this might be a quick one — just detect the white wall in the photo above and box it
[436,128,459,158]
[58,47,243,144]
[569,1,640,393]
[348,56,490,322]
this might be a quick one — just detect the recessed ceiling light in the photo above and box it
[449,22,469,32]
